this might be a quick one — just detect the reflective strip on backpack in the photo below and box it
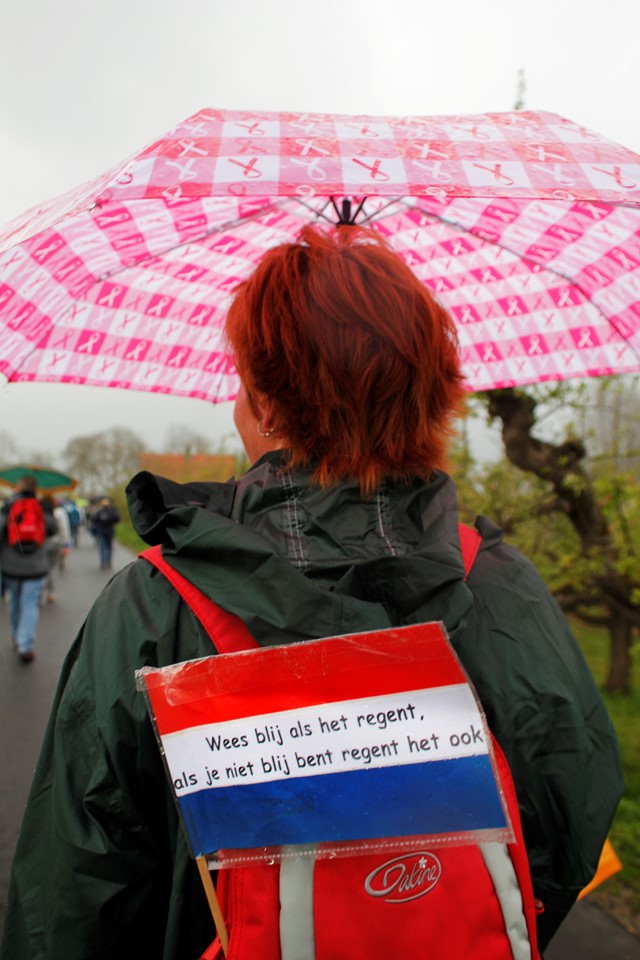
[280,850,316,960]
[479,843,531,960]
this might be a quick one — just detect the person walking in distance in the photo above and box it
[92,497,120,570]
[0,475,57,662]
[64,498,82,547]
[39,495,62,603]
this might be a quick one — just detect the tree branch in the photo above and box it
[485,388,610,552]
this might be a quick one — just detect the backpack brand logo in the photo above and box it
[364,852,442,903]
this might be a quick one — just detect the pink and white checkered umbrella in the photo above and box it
[1,107,640,400]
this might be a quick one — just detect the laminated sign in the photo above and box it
[137,623,512,866]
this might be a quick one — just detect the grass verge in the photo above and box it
[573,621,639,935]
[115,521,147,555]
[113,489,147,555]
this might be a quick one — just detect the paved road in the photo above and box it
[0,536,133,929]
[1,537,638,957]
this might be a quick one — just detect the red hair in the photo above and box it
[225,225,464,493]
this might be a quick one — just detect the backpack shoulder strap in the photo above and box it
[457,521,481,581]
[140,544,258,653]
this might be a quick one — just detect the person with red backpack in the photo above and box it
[0,475,57,663]
[1,228,622,959]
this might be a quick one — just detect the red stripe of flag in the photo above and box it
[141,623,466,736]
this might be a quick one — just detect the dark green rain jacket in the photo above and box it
[1,453,622,959]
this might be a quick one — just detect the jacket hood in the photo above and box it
[126,453,475,647]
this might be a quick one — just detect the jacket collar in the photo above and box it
[126,456,474,646]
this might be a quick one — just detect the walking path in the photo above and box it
[0,536,133,926]
[0,536,638,957]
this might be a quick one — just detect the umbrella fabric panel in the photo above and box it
[2,195,640,397]
[0,164,127,255]
[0,196,275,398]
[2,108,640,255]
[415,195,640,351]
[0,200,300,398]
[387,200,640,387]
[101,108,640,205]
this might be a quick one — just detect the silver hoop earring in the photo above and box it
[257,421,273,438]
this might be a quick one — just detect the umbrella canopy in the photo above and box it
[0,108,639,399]
[0,464,78,494]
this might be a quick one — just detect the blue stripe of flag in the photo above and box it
[178,755,506,856]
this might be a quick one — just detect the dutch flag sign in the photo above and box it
[137,623,512,864]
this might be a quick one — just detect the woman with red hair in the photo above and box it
[226,225,464,492]
[2,227,621,959]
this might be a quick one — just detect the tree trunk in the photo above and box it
[484,387,637,693]
[606,614,634,695]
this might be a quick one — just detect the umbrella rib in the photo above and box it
[296,197,336,225]
[357,198,405,224]
[294,196,405,226]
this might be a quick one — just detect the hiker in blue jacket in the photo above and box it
[0,475,57,662]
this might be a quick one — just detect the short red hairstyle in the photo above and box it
[225,225,464,493]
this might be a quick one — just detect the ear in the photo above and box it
[257,395,277,432]
[245,386,267,422]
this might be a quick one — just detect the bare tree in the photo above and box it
[63,427,144,495]
[0,430,19,465]
[583,376,640,476]
[163,425,212,459]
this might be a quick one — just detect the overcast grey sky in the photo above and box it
[1,0,639,461]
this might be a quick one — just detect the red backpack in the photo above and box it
[142,523,541,960]
[6,497,46,553]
